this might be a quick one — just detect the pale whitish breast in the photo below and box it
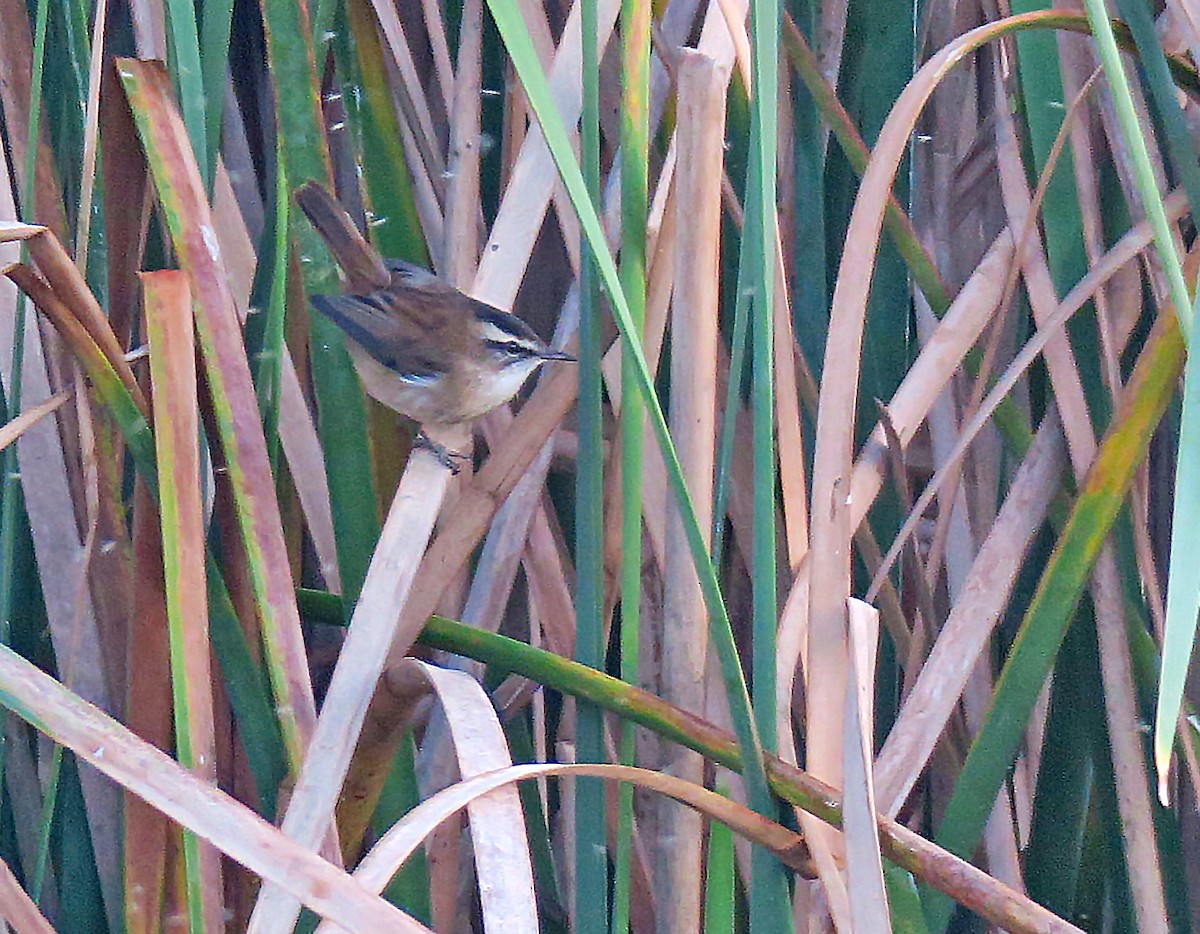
[456,356,543,421]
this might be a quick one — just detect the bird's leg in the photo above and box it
[414,429,472,474]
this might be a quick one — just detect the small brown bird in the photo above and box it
[295,182,574,468]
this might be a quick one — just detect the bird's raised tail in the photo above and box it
[294,182,391,293]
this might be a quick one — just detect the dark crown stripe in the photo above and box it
[476,306,541,343]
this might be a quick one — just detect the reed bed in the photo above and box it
[0,0,1198,930]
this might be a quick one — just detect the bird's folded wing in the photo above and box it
[310,294,448,384]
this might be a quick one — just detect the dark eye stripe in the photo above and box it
[485,339,531,357]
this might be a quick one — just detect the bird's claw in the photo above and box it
[414,430,471,474]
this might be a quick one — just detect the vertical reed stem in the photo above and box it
[661,48,726,932]
[574,0,608,925]
[747,0,794,922]
[613,0,650,927]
